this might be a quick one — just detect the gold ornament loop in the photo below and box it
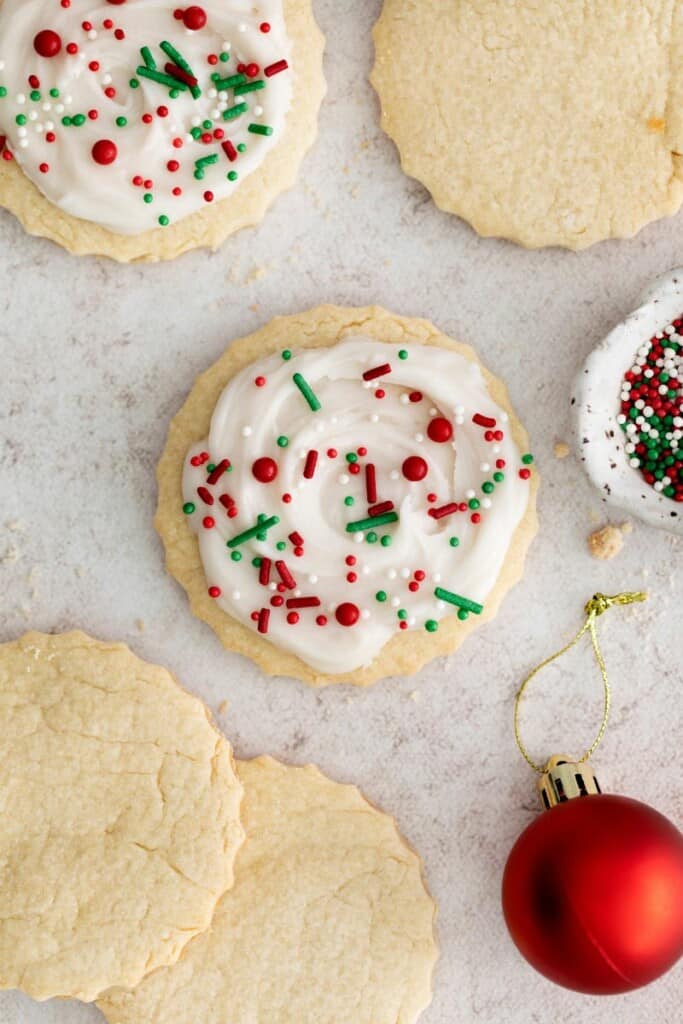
[514,591,647,774]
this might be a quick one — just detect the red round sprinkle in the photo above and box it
[203,190,214,202]
[427,417,453,443]
[293,546,304,558]
[260,21,271,32]
[157,105,169,118]
[28,75,40,89]
[46,132,55,143]
[357,446,367,456]
[246,62,259,78]
[114,28,125,40]
[143,178,153,189]
[1,149,13,161]
[252,457,278,483]
[427,492,437,503]
[82,21,92,31]
[346,572,357,583]
[203,516,215,529]
[66,42,78,54]
[250,611,260,622]
[399,620,409,630]
[89,61,100,71]
[207,53,218,65]
[349,463,361,475]
[103,18,114,28]
[132,174,143,186]
[91,139,117,165]
[409,391,422,403]
[39,162,49,173]
[228,506,238,518]
[172,186,182,196]
[496,459,506,469]
[327,448,337,458]
[183,5,207,30]
[271,595,284,607]
[519,468,531,480]
[88,109,98,120]
[335,603,360,627]
[208,586,221,598]
[34,30,62,58]
[316,615,327,626]
[408,581,419,593]
[282,493,292,503]
[173,137,183,148]
[402,455,428,482]
[201,132,212,144]
[174,8,184,18]
[286,612,299,625]
[255,376,266,387]
[167,159,180,172]
[104,86,116,98]
[142,113,153,124]
[345,556,356,566]
[471,513,481,524]
[415,570,426,581]
[375,389,385,399]
[213,128,224,140]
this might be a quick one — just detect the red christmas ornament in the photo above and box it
[335,602,359,627]
[502,592,683,994]
[183,5,207,30]
[402,455,428,482]
[91,139,117,165]
[503,764,683,994]
[34,30,62,58]
[251,457,278,483]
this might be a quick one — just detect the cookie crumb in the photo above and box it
[554,441,570,459]
[135,618,145,633]
[647,117,666,134]
[217,700,229,715]
[588,522,631,560]
[409,690,421,703]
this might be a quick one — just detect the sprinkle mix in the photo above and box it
[0,1,290,234]
[181,340,534,670]
[617,316,683,501]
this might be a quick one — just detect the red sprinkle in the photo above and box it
[222,139,238,162]
[208,586,221,598]
[427,417,453,443]
[219,494,235,511]
[289,531,304,547]
[207,459,230,485]
[316,615,328,626]
[202,516,215,529]
[286,612,299,625]
[275,561,296,589]
[335,602,360,627]
[303,450,318,479]
[257,608,270,634]
[365,464,377,503]
[473,413,497,429]
[286,597,321,609]
[265,59,289,77]
[369,501,395,517]
[259,558,272,586]
[197,486,214,506]
[363,362,392,382]
[429,503,458,520]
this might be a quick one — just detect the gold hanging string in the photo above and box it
[514,592,648,774]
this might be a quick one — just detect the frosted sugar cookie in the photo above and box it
[155,306,538,686]
[372,1,683,249]
[574,268,683,534]
[99,756,438,1024]
[0,631,244,1002]
[0,1,325,261]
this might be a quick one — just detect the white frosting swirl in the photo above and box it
[182,337,533,675]
[0,0,291,234]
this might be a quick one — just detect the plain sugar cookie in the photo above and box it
[0,1,325,261]
[0,631,244,1002]
[99,756,438,1024]
[372,1,683,249]
[155,306,538,686]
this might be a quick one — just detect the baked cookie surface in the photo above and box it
[99,756,438,1024]
[0,0,325,261]
[155,306,538,686]
[372,1,683,249]
[0,631,244,1002]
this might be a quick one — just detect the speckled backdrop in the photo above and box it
[0,3,681,1023]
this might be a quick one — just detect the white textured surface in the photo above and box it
[0,2,680,1022]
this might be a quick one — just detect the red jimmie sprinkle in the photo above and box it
[429,503,459,520]
[363,363,392,381]
[219,493,235,511]
[259,557,272,586]
[264,59,289,77]
[365,464,377,503]
[257,608,270,634]
[288,531,304,547]
[368,501,395,517]
[222,139,238,162]
[286,597,321,609]
[473,413,497,429]
[197,486,214,506]
[207,458,230,485]
[165,62,199,88]
[275,560,296,589]
[303,449,318,479]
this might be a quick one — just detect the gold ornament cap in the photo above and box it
[538,755,602,810]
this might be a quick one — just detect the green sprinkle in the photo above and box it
[366,531,378,543]
[434,588,483,615]
[191,126,202,140]
[143,193,153,204]
[449,537,460,548]
[468,498,480,510]
[231,551,242,562]
[72,114,86,126]
[397,609,408,621]
[380,535,392,547]
[15,114,26,126]
[30,90,41,102]
[375,591,387,603]
[214,74,246,90]
[223,102,249,121]
[140,46,157,70]
[170,88,180,99]
[61,116,72,126]
[237,142,247,152]
[398,349,408,360]
[493,471,505,483]
[457,609,470,621]
[252,557,262,567]
[281,349,292,360]
[136,66,189,92]
[346,512,398,533]
[344,496,355,507]
[129,78,140,89]
[522,453,534,465]
[0,87,7,98]
[195,153,218,169]
[194,169,205,181]
[227,515,280,549]
[234,79,265,96]
[207,464,216,473]
[220,51,230,62]
[425,620,439,633]
[183,502,195,515]
[346,452,358,463]
[293,372,321,412]
[158,215,169,227]
[49,87,59,98]
[116,116,128,127]
[276,540,286,551]
[482,482,494,494]
[227,171,238,181]
[277,436,289,448]
[248,123,273,136]
[202,119,213,130]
